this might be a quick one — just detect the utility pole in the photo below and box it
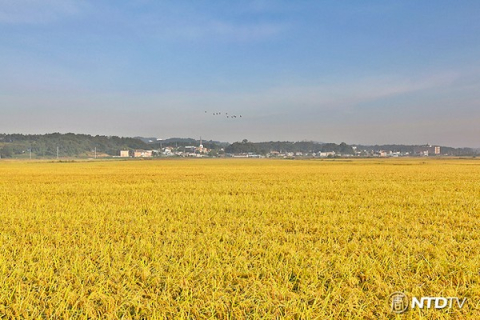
[57,146,59,160]
[29,148,32,160]
[94,147,97,159]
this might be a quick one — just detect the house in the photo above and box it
[413,145,440,156]
[134,150,153,158]
[163,147,174,156]
[184,146,196,153]
[318,151,335,157]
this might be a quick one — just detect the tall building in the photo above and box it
[198,137,204,153]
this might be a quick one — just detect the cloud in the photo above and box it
[0,1,287,41]
[126,2,288,42]
[192,20,285,41]
[0,68,463,116]
[0,0,82,24]
[139,17,286,42]
[2,67,478,146]
[195,71,461,117]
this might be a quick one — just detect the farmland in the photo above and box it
[0,159,479,319]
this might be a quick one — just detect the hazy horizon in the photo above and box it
[1,131,478,150]
[1,1,480,148]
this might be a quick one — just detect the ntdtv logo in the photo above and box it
[389,292,467,314]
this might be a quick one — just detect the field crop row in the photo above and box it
[0,159,479,319]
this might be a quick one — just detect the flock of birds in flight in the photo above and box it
[205,111,242,119]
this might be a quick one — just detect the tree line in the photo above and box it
[0,133,148,158]
[224,140,355,155]
[1,133,476,158]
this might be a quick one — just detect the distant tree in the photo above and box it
[225,141,259,154]
[0,145,13,158]
[0,133,150,158]
[338,142,354,154]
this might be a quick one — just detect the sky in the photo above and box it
[1,0,480,147]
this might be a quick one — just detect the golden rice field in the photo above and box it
[1,158,480,319]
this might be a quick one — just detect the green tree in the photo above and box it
[0,145,13,158]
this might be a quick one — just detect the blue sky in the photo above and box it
[1,0,480,146]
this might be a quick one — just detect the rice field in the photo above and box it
[0,158,480,319]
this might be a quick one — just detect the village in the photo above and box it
[119,141,444,159]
